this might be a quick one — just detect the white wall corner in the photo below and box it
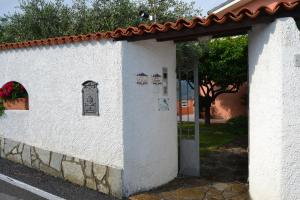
[121,39,178,196]
[248,17,300,200]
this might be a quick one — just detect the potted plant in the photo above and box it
[0,99,4,117]
[0,82,28,110]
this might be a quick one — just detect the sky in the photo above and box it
[0,0,224,16]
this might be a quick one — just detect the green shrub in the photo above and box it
[227,116,248,129]
[0,99,4,118]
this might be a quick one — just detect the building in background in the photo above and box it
[177,82,248,121]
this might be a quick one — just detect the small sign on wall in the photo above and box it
[82,81,99,116]
[295,54,300,67]
[162,67,168,96]
[136,73,149,85]
[158,98,170,111]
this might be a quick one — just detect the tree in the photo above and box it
[89,0,141,32]
[144,0,201,23]
[177,36,248,125]
[0,0,73,43]
[0,0,201,44]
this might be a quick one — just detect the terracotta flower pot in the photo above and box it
[4,98,29,110]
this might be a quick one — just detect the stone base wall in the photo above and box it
[0,137,123,198]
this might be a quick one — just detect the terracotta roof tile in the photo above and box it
[0,0,299,51]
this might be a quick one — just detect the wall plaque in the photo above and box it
[295,54,300,67]
[82,81,99,116]
[158,98,170,111]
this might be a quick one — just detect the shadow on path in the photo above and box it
[130,136,249,200]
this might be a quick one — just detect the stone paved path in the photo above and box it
[130,136,249,200]
[200,136,248,183]
[129,179,249,200]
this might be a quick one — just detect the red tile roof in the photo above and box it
[0,0,299,51]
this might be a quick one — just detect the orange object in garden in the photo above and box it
[3,98,29,110]
[0,81,29,110]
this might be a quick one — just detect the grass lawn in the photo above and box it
[178,118,248,156]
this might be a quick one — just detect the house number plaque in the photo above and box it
[82,81,99,116]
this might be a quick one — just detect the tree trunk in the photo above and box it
[204,104,211,126]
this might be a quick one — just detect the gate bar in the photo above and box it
[193,62,200,176]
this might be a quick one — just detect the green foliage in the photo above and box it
[227,116,248,130]
[177,37,248,125]
[88,0,141,33]
[1,0,73,42]
[179,122,248,155]
[201,36,248,89]
[0,0,201,43]
[0,99,5,118]
[177,36,248,91]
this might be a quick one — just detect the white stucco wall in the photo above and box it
[0,38,179,196]
[0,40,124,169]
[122,40,178,196]
[249,17,300,200]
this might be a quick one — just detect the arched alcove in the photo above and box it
[0,81,29,110]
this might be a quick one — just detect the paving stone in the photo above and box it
[31,159,40,169]
[4,140,19,155]
[85,161,93,177]
[40,163,62,178]
[175,187,206,200]
[228,193,250,200]
[212,183,229,191]
[30,147,37,160]
[204,188,223,200]
[231,184,248,194]
[160,191,177,200]
[86,178,97,190]
[97,183,110,195]
[62,161,85,186]
[21,145,31,167]
[65,156,73,161]
[129,194,161,200]
[93,163,107,181]
[11,148,18,154]
[35,147,50,165]
[107,167,122,198]
[6,154,22,164]
[50,152,63,171]
[18,144,24,153]
[223,184,248,199]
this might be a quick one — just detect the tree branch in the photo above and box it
[213,86,239,101]
[200,85,206,96]
[187,80,194,90]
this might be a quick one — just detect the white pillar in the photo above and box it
[249,17,300,200]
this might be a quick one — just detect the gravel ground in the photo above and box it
[0,158,118,200]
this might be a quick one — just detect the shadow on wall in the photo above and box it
[212,83,248,120]
[0,81,29,110]
[248,19,275,85]
[177,84,248,120]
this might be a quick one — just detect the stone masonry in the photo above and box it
[0,137,123,198]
